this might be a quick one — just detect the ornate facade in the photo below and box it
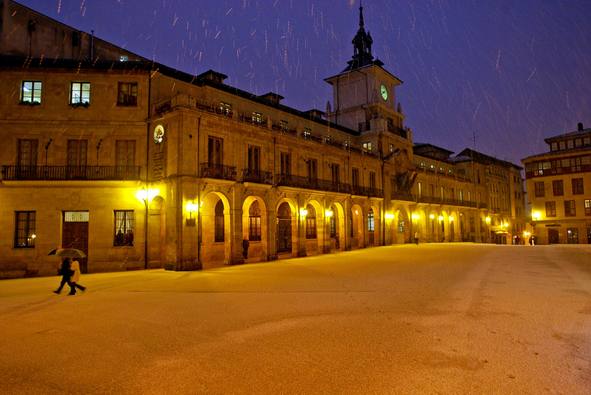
[0,1,525,277]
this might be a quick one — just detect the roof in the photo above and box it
[543,127,591,144]
[456,148,522,170]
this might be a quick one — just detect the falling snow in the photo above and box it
[18,0,591,165]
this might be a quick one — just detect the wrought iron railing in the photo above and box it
[276,174,352,194]
[1,165,141,181]
[242,169,273,184]
[351,185,384,198]
[200,163,237,180]
[390,191,487,209]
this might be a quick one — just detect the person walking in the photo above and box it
[54,258,74,294]
[414,231,420,245]
[68,258,87,295]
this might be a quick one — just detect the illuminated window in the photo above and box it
[219,102,232,116]
[398,219,405,233]
[117,82,138,106]
[70,82,91,105]
[251,112,263,124]
[368,209,375,232]
[362,142,372,152]
[248,201,261,241]
[303,128,311,139]
[20,81,42,104]
[114,210,134,246]
[566,228,578,244]
[14,211,36,248]
[585,199,591,216]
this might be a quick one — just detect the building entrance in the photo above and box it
[548,228,559,244]
[62,211,89,273]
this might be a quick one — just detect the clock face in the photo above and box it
[153,124,165,144]
[380,84,388,101]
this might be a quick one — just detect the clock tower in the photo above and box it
[325,2,411,158]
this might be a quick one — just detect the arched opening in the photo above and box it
[249,201,262,241]
[367,208,375,246]
[201,192,231,268]
[277,202,292,254]
[241,197,268,263]
[305,204,317,239]
[350,204,364,249]
[396,209,410,244]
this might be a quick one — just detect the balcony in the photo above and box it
[241,169,273,184]
[351,185,384,198]
[276,174,352,194]
[200,163,237,181]
[391,191,485,209]
[1,165,141,181]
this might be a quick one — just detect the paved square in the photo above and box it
[1,244,590,394]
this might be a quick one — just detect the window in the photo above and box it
[545,201,556,217]
[369,171,376,190]
[329,210,336,238]
[280,152,291,176]
[552,180,564,196]
[279,120,288,131]
[114,210,134,246]
[551,142,558,151]
[417,182,422,197]
[362,142,372,152]
[67,140,88,167]
[567,140,574,149]
[389,143,394,153]
[214,200,224,242]
[566,228,579,244]
[303,128,311,139]
[352,168,359,187]
[534,182,545,197]
[208,136,223,166]
[330,163,340,185]
[247,145,260,174]
[368,209,375,232]
[218,102,232,116]
[398,219,405,233]
[14,211,36,248]
[17,139,38,167]
[248,201,261,241]
[305,205,316,239]
[251,112,263,124]
[20,81,42,104]
[307,158,317,182]
[116,140,136,168]
[572,178,584,195]
[117,82,138,106]
[70,82,90,105]
[564,200,576,217]
[459,190,464,202]
[585,199,591,216]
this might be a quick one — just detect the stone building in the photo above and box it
[522,123,591,244]
[0,1,525,277]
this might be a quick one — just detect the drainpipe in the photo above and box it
[144,67,152,270]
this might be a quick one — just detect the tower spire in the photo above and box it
[344,0,380,71]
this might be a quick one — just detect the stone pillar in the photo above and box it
[230,187,245,264]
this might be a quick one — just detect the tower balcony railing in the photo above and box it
[241,169,273,184]
[1,165,141,181]
[199,163,237,181]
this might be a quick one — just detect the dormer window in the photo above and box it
[362,142,372,152]
[303,128,311,139]
[251,112,263,124]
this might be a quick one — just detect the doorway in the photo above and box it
[277,202,292,253]
[548,228,559,244]
[62,211,89,273]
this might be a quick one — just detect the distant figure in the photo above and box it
[68,259,87,295]
[242,239,250,259]
[54,258,74,294]
[529,236,536,246]
[414,231,419,245]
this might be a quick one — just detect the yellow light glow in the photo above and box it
[429,214,435,220]
[324,209,334,218]
[532,211,541,221]
[485,216,491,225]
[523,231,531,238]
[385,212,395,220]
[438,215,444,222]
[354,209,359,215]
[299,208,308,217]
[449,216,455,222]
[31,234,37,239]
[186,201,199,213]
[136,188,159,203]
[411,213,420,221]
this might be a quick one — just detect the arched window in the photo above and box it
[305,205,317,239]
[368,208,375,232]
[214,200,224,242]
[248,201,262,241]
[329,207,337,238]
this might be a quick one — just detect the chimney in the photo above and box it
[577,122,584,132]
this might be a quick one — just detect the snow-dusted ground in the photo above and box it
[1,244,590,394]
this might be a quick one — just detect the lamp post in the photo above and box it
[136,188,158,269]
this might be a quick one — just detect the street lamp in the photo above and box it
[136,188,159,269]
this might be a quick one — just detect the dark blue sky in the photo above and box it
[19,0,591,165]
